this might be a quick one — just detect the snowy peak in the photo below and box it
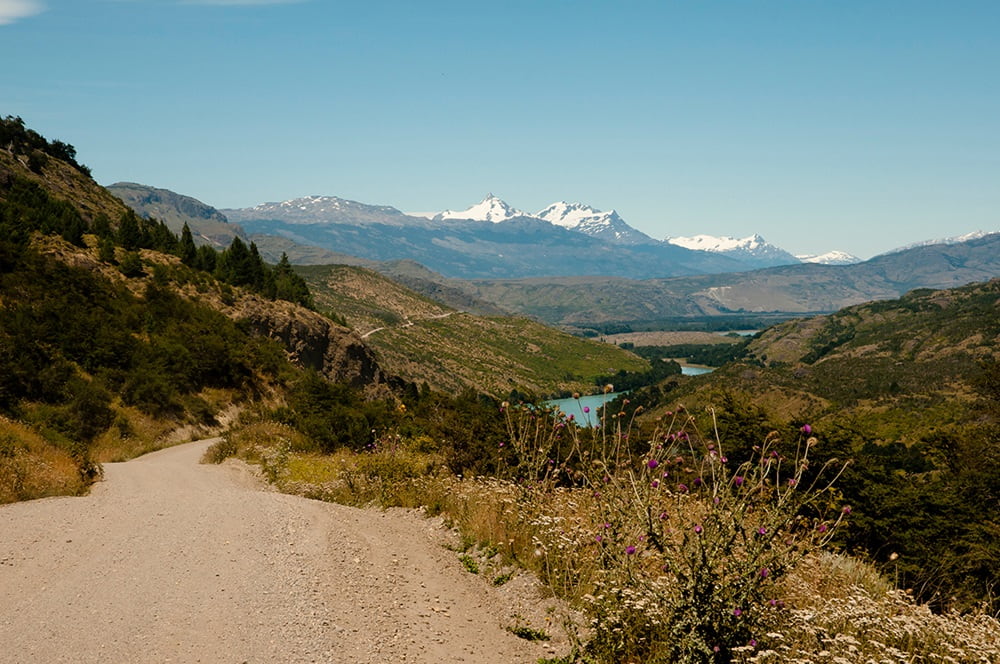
[536,201,656,245]
[796,250,862,265]
[437,194,528,223]
[222,195,411,226]
[667,233,765,253]
[666,234,800,268]
[536,201,608,229]
[881,230,996,256]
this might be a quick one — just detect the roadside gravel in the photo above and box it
[0,439,572,663]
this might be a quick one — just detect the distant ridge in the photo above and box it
[878,230,996,256]
[107,182,246,248]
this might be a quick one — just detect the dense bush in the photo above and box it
[1,115,91,175]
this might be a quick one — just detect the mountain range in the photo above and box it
[110,184,1000,326]
[222,193,862,278]
[222,194,748,280]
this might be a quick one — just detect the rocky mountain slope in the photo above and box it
[107,182,245,248]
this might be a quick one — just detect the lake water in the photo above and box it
[548,366,715,423]
[547,392,623,425]
[715,330,759,337]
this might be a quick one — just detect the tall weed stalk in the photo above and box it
[504,400,850,663]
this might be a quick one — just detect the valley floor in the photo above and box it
[0,440,567,663]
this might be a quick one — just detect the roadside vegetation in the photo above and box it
[209,398,1000,663]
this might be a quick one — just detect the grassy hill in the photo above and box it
[623,279,1000,610]
[296,264,647,397]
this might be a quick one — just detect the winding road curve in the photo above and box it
[0,439,561,663]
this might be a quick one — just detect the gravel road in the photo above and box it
[0,440,568,663]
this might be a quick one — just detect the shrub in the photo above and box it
[502,403,849,663]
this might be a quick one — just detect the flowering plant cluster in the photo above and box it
[504,399,850,663]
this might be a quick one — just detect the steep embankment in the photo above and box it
[0,440,568,663]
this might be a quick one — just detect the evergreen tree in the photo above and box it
[194,244,217,272]
[147,219,178,254]
[179,223,197,266]
[98,238,117,264]
[273,253,314,308]
[247,241,268,291]
[117,211,143,250]
[92,214,112,239]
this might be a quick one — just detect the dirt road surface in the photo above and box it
[0,440,568,663]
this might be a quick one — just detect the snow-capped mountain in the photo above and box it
[536,201,656,245]
[224,195,413,226]
[796,250,862,265]
[436,194,529,223]
[666,234,801,268]
[880,230,996,256]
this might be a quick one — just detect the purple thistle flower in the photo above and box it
[733,608,742,617]
[651,480,659,488]
[817,523,828,533]
[583,406,590,413]
[842,505,852,514]
[759,567,769,578]
[625,545,637,555]
[659,511,668,520]
[693,477,703,487]
[787,478,797,487]
[595,535,603,543]
[757,527,767,535]
[647,459,659,469]
[734,475,745,486]
[694,525,703,534]
[677,483,689,493]
[801,424,812,434]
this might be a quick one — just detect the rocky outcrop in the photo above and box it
[232,295,391,395]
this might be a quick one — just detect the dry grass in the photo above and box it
[0,417,86,503]
[216,418,1000,663]
[751,553,1000,663]
[601,331,743,347]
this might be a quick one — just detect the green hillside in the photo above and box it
[296,264,648,397]
[624,279,1000,610]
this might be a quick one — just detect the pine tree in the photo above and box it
[117,211,143,250]
[179,223,197,266]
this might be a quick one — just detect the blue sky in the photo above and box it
[2,0,998,258]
